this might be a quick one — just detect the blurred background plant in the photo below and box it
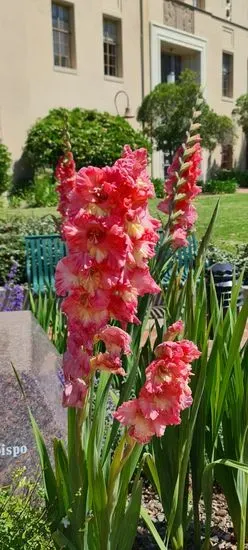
[0,468,55,550]
[0,142,11,195]
[203,178,237,194]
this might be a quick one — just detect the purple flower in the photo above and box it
[2,260,24,311]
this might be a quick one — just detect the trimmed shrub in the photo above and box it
[0,216,57,284]
[211,169,248,187]
[152,177,164,198]
[203,178,237,194]
[15,108,150,194]
[0,142,11,194]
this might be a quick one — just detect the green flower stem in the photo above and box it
[107,433,136,520]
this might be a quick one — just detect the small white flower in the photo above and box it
[61,516,70,528]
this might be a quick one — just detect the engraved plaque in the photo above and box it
[164,1,194,33]
[0,311,66,483]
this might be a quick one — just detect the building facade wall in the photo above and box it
[0,0,247,176]
[146,0,248,176]
[0,0,142,161]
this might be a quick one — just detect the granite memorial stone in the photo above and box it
[0,311,66,483]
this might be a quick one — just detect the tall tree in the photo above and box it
[137,70,234,163]
[233,94,248,135]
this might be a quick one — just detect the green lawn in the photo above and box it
[149,193,248,251]
[0,193,247,251]
[0,206,58,219]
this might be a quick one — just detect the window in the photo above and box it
[221,144,233,170]
[222,52,233,97]
[52,2,75,68]
[161,53,182,83]
[103,17,122,77]
[193,0,205,8]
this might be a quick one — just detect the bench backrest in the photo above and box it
[25,234,66,293]
[175,233,198,269]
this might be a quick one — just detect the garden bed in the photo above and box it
[134,485,245,550]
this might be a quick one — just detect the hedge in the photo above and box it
[13,108,150,194]
[0,216,57,285]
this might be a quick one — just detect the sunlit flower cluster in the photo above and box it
[114,321,201,444]
[55,146,161,407]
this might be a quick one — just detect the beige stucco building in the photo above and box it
[0,0,248,178]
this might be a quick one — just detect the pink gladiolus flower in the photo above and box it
[114,400,156,444]
[91,352,126,376]
[126,267,161,296]
[56,152,76,218]
[115,322,200,443]
[62,378,88,408]
[63,338,90,379]
[56,146,161,407]
[64,214,130,268]
[163,320,184,341]
[55,253,92,296]
[95,325,132,356]
[179,340,202,363]
[171,229,188,250]
[139,386,182,424]
[62,289,109,327]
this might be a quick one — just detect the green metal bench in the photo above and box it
[25,231,197,294]
[25,234,66,293]
[160,233,198,287]
[150,233,198,320]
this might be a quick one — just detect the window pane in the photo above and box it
[52,3,74,68]
[52,3,58,19]
[104,20,117,42]
[103,17,122,77]
[222,53,233,97]
[54,54,60,66]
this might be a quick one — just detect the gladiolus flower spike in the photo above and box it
[55,145,161,408]
[158,104,203,249]
[114,321,201,444]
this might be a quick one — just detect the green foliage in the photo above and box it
[29,290,67,353]
[10,172,58,208]
[203,178,237,194]
[137,70,234,157]
[25,378,143,550]
[151,177,164,198]
[8,194,22,208]
[233,93,248,135]
[21,108,150,190]
[0,216,57,285]
[27,172,58,207]
[0,469,55,549]
[17,195,248,549]
[207,243,248,283]
[0,142,11,194]
[143,262,248,549]
[211,168,248,188]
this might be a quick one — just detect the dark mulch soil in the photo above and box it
[134,485,247,549]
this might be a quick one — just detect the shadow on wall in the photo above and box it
[11,152,34,195]
[236,134,247,171]
[206,133,247,179]
[206,155,219,180]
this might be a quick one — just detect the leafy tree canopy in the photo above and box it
[137,70,234,157]
[233,94,248,134]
